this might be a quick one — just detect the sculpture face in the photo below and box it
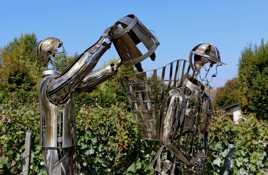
[38,37,65,71]
[193,54,209,71]
[189,43,223,85]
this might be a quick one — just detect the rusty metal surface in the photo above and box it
[111,14,159,69]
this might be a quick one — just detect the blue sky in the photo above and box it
[1,0,268,87]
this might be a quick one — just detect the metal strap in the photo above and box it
[180,60,187,86]
[168,62,173,88]
[173,60,180,87]
[112,16,138,39]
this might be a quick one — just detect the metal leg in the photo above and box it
[44,148,74,175]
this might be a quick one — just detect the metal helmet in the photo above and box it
[189,43,223,71]
[37,37,63,65]
[110,14,159,72]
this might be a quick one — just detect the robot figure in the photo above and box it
[38,14,159,175]
[154,43,223,174]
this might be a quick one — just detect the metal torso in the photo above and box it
[122,58,212,174]
[179,77,210,134]
[40,75,75,149]
[157,75,212,174]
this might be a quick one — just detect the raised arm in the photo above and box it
[38,14,160,105]
[45,34,112,105]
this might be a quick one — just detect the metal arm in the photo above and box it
[76,60,120,92]
[46,35,111,105]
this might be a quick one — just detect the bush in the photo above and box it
[238,40,268,119]
[207,112,268,174]
[0,91,156,174]
[76,105,155,175]
[0,102,46,174]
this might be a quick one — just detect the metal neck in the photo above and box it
[42,56,59,77]
[184,76,204,93]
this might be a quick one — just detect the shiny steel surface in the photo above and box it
[189,43,223,73]
[39,35,117,175]
[47,36,112,106]
[38,15,159,175]
[77,61,120,92]
[39,14,159,175]
[38,37,63,65]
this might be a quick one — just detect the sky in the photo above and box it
[1,0,268,87]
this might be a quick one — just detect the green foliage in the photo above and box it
[0,34,40,90]
[238,40,268,119]
[126,158,154,175]
[207,112,268,174]
[76,105,155,174]
[0,102,46,174]
[0,34,43,174]
[214,78,240,109]
[0,84,155,174]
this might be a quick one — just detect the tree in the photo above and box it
[214,78,240,109]
[0,33,40,92]
[238,40,268,120]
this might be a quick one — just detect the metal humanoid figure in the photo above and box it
[38,14,159,175]
[38,34,119,175]
[154,43,223,174]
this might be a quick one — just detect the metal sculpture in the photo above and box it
[38,14,159,175]
[123,43,223,174]
[110,14,159,72]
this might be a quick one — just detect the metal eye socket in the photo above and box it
[185,87,192,96]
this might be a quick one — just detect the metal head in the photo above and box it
[189,43,223,72]
[110,14,159,69]
[188,43,224,85]
[37,37,63,66]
